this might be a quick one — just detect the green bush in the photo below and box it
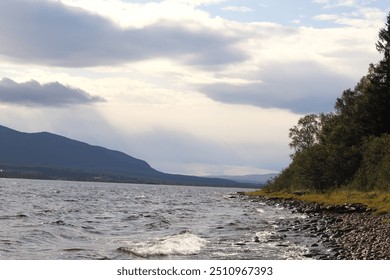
[351,134,390,191]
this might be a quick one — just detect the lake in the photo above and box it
[0,178,313,259]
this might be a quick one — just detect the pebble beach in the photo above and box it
[245,195,390,260]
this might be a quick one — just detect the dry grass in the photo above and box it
[247,189,390,214]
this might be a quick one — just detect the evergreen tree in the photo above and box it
[365,12,390,135]
[376,12,390,85]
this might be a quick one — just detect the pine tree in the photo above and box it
[376,12,390,86]
[331,12,390,139]
[367,12,390,134]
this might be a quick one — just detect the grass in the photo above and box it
[246,188,390,214]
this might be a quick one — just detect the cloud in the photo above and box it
[314,14,340,21]
[313,7,385,28]
[112,128,289,176]
[312,0,358,8]
[0,0,247,67]
[0,78,105,107]
[222,6,254,13]
[312,0,387,28]
[199,61,356,114]
[166,0,227,6]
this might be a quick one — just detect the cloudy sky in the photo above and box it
[0,0,388,176]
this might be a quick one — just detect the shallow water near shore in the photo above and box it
[0,178,322,259]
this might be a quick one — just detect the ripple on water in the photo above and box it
[0,179,315,259]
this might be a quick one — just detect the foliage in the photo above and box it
[351,134,390,191]
[247,188,390,214]
[266,12,390,192]
[288,114,321,157]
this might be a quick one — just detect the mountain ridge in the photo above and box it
[0,124,244,187]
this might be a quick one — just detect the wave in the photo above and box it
[117,232,207,258]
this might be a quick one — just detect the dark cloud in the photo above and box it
[199,61,356,114]
[0,77,105,107]
[0,0,247,67]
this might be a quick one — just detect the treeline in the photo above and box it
[0,164,153,183]
[266,12,390,192]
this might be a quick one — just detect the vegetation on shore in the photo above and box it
[250,12,390,214]
[248,188,390,215]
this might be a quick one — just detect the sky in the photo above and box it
[0,0,389,177]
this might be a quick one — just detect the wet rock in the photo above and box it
[303,253,314,258]
[52,220,65,225]
[246,194,390,260]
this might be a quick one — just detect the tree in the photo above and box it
[365,13,390,135]
[376,12,390,86]
[266,12,390,192]
[288,114,321,158]
[324,13,390,141]
[351,134,390,191]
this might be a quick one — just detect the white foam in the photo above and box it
[292,213,308,219]
[255,231,273,242]
[282,244,310,260]
[123,232,207,258]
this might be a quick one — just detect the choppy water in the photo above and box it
[0,178,313,260]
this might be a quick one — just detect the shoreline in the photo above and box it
[242,194,390,260]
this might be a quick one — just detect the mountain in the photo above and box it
[0,124,238,186]
[208,173,278,185]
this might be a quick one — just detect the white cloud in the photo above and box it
[165,0,227,6]
[314,7,385,28]
[222,6,254,13]
[313,0,358,8]
[314,13,340,21]
[55,0,223,28]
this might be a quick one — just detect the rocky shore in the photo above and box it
[245,194,390,260]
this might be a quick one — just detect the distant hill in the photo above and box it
[0,124,238,186]
[208,173,278,185]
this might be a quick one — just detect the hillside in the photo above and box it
[0,124,238,186]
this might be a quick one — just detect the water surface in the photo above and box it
[0,178,311,259]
